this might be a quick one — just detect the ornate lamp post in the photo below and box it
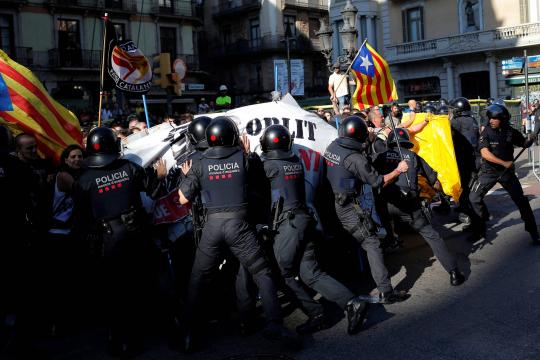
[316,0,358,72]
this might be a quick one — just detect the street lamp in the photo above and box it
[316,0,358,72]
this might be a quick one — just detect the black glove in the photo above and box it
[524,134,537,148]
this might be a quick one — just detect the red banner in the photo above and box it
[153,190,190,225]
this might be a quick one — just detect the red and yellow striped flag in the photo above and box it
[0,49,82,163]
[350,42,398,110]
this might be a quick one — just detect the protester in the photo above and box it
[328,62,349,111]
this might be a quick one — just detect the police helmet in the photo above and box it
[187,116,212,146]
[438,105,449,115]
[338,115,369,144]
[387,128,414,149]
[449,97,471,113]
[424,103,437,114]
[485,104,510,123]
[260,124,292,153]
[85,127,120,168]
[439,98,449,106]
[206,116,239,147]
[486,97,495,105]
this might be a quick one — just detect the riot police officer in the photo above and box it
[324,116,410,302]
[373,129,466,286]
[449,97,480,218]
[177,117,299,351]
[468,104,539,244]
[260,124,368,335]
[72,127,162,358]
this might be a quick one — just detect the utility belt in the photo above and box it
[206,209,248,220]
[334,192,356,206]
[99,207,145,235]
[350,199,376,236]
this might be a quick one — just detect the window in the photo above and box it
[284,15,296,37]
[159,0,173,11]
[309,18,319,39]
[249,18,260,49]
[113,23,126,41]
[222,25,231,47]
[160,27,177,57]
[402,7,424,42]
[57,19,82,66]
[0,14,14,55]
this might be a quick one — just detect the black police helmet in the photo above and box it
[449,97,471,113]
[485,104,510,123]
[338,115,368,144]
[260,124,292,153]
[187,116,212,146]
[424,103,437,114]
[438,105,449,115]
[85,127,120,168]
[439,98,449,106]
[487,97,495,105]
[387,128,414,149]
[206,116,239,147]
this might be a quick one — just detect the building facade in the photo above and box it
[202,0,329,105]
[0,0,207,114]
[328,0,540,101]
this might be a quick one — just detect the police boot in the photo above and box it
[262,322,302,350]
[449,269,465,286]
[296,313,331,335]
[378,290,411,304]
[345,297,369,335]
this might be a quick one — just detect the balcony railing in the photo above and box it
[215,35,316,56]
[386,22,540,63]
[152,0,193,17]
[47,48,102,69]
[48,0,137,12]
[284,0,328,11]
[212,0,260,18]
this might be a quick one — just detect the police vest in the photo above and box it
[200,148,247,210]
[380,148,419,197]
[265,156,305,211]
[324,140,359,196]
[85,159,143,220]
[452,115,479,149]
[481,126,515,170]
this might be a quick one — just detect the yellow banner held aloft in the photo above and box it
[403,112,462,202]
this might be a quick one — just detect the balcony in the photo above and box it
[283,0,328,11]
[152,0,194,18]
[47,0,137,13]
[212,0,260,19]
[47,48,102,69]
[5,47,33,67]
[214,35,317,57]
[385,22,540,63]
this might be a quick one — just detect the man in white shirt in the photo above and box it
[328,62,349,112]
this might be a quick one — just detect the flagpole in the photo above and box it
[142,94,150,128]
[333,38,368,102]
[97,12,108,127]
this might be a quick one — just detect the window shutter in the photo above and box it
[402,10,407,42]
[420,7,424,40]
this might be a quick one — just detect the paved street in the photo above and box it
[21,153,540,360]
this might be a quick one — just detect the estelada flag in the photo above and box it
[104,16,152,94]
[350,42,398,110]
[0,49,82,163]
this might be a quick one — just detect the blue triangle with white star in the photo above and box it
[351,45,375,77]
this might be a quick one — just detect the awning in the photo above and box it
[505,73,540,85]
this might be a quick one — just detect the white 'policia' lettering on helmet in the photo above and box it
[95,170,129,186]
[208,162,240,172]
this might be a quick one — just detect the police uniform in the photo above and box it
[72,128,159,355]
[469,124,538,240]
[324,137,394,295]
[178,145,286,340]
[373,147,459,275]
[263,150,357,330]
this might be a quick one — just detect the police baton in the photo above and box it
[496,122,540,180]
[386,109,413,191]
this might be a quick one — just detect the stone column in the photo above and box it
[486,53,498,99]
[332,21,340,63]
[443,58,455,100]
[366,15,375,46]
